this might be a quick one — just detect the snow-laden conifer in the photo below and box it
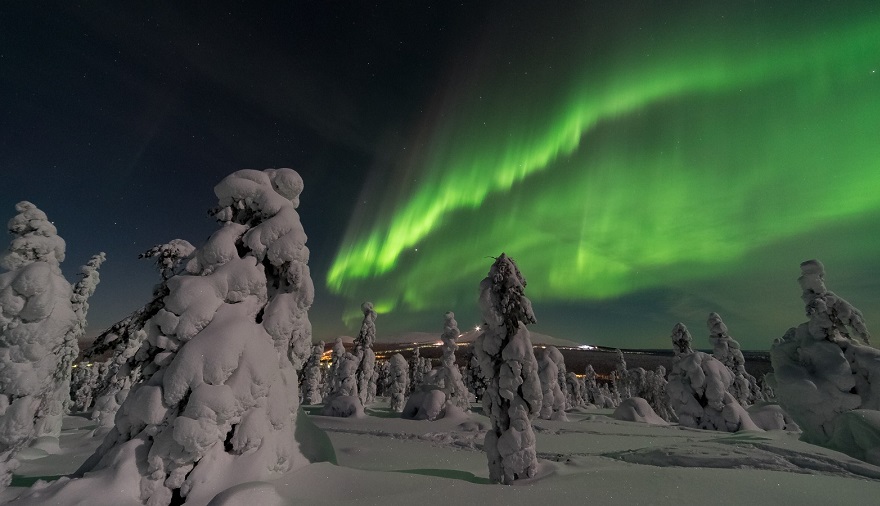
[388,354,409,412]
[770,260,880,461]
[473,253,542,484]
[301,341,325,405]
[18,169,316,505]
[86,239,194,431]
[433,311,469,411]
[0,202,78,488]
[403,311,471,420]
[354,302,377,406]
[666,322,759,432]
[537,348,567,421]
[707,312,763,406]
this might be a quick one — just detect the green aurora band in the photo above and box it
[328,3,880,336]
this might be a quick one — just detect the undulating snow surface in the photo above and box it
[5,400,880,505]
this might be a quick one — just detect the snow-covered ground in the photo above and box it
[5,399,880,505]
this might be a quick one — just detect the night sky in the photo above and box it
[2,2,879,350]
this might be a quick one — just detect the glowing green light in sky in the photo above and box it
[328,3,880,332]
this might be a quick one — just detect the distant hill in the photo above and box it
[322,329,583,348]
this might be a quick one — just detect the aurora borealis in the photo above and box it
[4,2,880,349]
[327,2,880,346]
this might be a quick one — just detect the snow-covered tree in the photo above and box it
[611,348,631,401]
[374,359,390,398]
[38,251,105,440]
[537,349,567,421]
[18,169,316,504]
[465,346,487,402]
[473,254,542,484]
[708,312,763,406]
[583,364,602,405]
[646,365,676,422]
[70,362,99,413]
[671,323,693,356]
[0,202,79,487]
[566,372,585,408]
[666,322,758,432]
[321,337,361,418]
[432,312,470,411]
[403,311,471,420]
[770,260,880,461]
[138,239,196,281]
[388,354,409,413]
[408,346,425,394]
[301,341,325,405]
[354,302,377,406]
[85,239,195,431]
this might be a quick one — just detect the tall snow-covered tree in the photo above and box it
[321,337,361,417]
[473,253,542,484]
[612,348,631,401]
[537,348,567,421]
[671,322,693,356]
[402,311,471,420]
[771,259,880,460]
[18,169,316,505]
[666,322,758,432]
[707,312,763,406]
[408,346,425,394]
[465,345,487,402]
[301,341,325,405]
[85,239,195,432]
[39,251,105,438]
[388,354,409,413]
[0,202,77,488]
[354,302,377,406]
[583,364,602,405]
[432,311,469,412]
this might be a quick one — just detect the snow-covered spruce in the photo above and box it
[388,354,409,413]
[321,337,361,418]
[354,302,377,407]
[301,341,324,405]
[473,254,542,484]
[770,259,880,462]
[537,348,567,421]
[374,358,390,398]
[408,346,425,394]
[566,372,585,408]
[666,323,759,432]
[402,311,470,420]
[16,169,316,505]
[40,251,106,440]
[612,348,631,401]
[432,311,470,412]
[465,346,487,402]
[0,202,78,487]
[85,239,195,432]
[708,312,763,406]
[646,365,677,422]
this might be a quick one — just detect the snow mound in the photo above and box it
[612,397,669,425]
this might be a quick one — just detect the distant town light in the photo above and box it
[578,344,597,350]
[474,325,481,331]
